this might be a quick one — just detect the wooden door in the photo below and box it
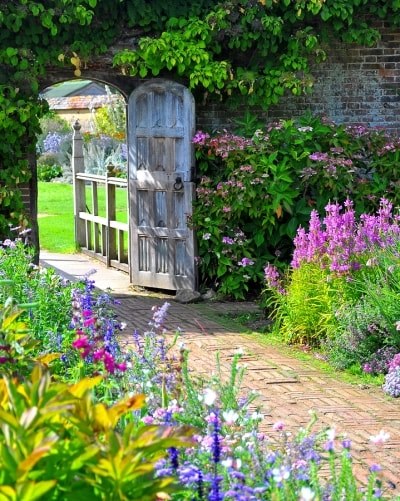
[128,80,197,291]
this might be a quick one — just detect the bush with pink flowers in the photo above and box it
[192,114,400,298]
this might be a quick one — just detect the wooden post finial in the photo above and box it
[73,120,81,131]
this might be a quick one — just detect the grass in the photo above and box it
[38,181,128,253]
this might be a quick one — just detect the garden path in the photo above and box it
[41,251,400,494]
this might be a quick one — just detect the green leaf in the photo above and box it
[19,480,56,501]
[254,232,265,247]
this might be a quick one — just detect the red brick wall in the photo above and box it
[197,23,400,133]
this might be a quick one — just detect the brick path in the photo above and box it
[41,252,400,494]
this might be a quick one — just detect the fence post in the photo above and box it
[106,163,117,267]
[72,120,86,248]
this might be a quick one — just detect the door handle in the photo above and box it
[174,176,183,191]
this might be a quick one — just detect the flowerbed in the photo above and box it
[0,239,397,499]
[264,198,400,398]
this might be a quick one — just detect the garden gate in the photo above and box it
[72,79,197,291]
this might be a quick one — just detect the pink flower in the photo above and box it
[142,415,154,425]
[116,362,127,372]
[83,316,96,327]
[93,348,105,361]
[238,257,254,267]
[272,421,285,431]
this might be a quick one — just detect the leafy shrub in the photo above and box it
[94,87,126,140]
[37,160,63,182]
[0,365,194,500]
[192,115,400,298]
[265,199,400,377]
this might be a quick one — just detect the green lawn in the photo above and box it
[38,181,128,253]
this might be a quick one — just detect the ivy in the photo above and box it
[1,0,400,238]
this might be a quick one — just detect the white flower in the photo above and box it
[297,126,313,132]
[221,458,233,468]
[251,411,264,421]
[370,430,390,444]
[395,321,400,331]
[299,486,315,501]
[326,428,336,441]
[272,466,290,482]
[222,410,239,425]
[120,322,127,330]
[202,388,217,406]
[202,233,211,240]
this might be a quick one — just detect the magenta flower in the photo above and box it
[72,334,91,358]
[103,351,115,373]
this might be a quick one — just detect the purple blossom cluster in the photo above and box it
[362,346,398,375]
[70,278,127,374]
[305,150,354,179]
[264,263,286,294]
[291,198,400,274]
[43,132,63,153]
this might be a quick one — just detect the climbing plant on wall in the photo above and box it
[1,0,400,239]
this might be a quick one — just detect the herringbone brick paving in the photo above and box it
[41,252,400,494]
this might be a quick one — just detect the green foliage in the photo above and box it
[1,0,400,237]
[192,114,400,297]
[0,298,40,378]
[37,163,63,182]
[112,0,400,108]
[0,365,194,500]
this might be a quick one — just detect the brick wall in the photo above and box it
[197,23,400,133]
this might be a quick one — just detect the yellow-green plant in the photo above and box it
[0,298,40,378]
[269,263,349,346]
[0,365,195,500]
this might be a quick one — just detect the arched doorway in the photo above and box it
[38,79,128,256]
[69,78,197,291]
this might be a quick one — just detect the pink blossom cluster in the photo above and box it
[377,139,400,156]
[193,130,253,159]
[306,151,354,179]
[291,198,400,274]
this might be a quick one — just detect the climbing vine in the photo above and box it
[1,0,400,238]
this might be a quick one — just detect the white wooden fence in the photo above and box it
[72,121,129,273]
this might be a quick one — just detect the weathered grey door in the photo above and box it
[128,79,197,291]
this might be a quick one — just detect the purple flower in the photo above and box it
[151,302,170,329]
[192,130,210,145]
[43,132,62,153]
[309,152,329,162]
[222,236,235,245]
[238,257,254,267]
